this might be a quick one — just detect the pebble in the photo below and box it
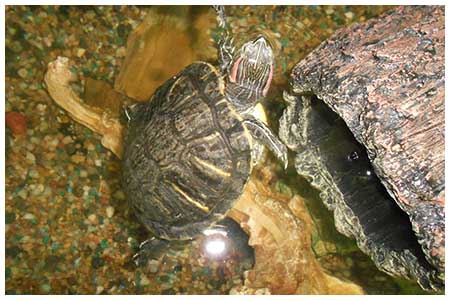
[18,68,28,78]
[106,206,114,218]
[29,169,39,178]
[115,46,126,57]
[62,136,73,145]
[37,103,47,113]
[71,154,85,164]
[6,111,27,136]
[96,285,104,294]
[26,152,36,163]
[76,48,86,57]
[23,213,36,220]
[148,260,159,273]
[31,184,45,196]
[140,275,150,285]
[344,11,355,19]
[84,140,96,151]
[17,189,28,200]
[88,214,98,224]
[41,283,52,293]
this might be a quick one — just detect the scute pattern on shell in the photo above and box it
[123,62,251,240]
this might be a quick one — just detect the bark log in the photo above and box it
[281,5,444,290]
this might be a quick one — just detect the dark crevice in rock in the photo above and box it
[281,93,441,290]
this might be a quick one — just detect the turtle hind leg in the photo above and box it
[133,237,190,267]
[243,117,289,169]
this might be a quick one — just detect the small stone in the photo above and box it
[80,170,88,178]
[96,285,104,294]
[94,159,102,167]
[18,68,28,78]
[160,282,172,290]
[344,11,354,19]
[5,212,16,224]
[23,213,36,220]
[115,46,126,57]
[31,184,45,196]
[62,136,73,145]
[88,214,98,224]
[148,259,159,273]
[37,103,47,113]
[49,138,59,148]
[91,256,104,269]
[84,140,96,151]
[17,189,28,200]
[71,154,85,164]
[140,275,150,285]
[106,206,114,218]
[41,283,51,293]
[6,111,27,136]
[76,48,86,57]
[26,152,36,163]
[29,169,39,178]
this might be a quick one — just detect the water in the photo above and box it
[5,5,434,295]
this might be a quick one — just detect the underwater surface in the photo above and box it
[4,5,439,295]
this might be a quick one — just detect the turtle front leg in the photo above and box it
[133,237,171,266]
[213,5,235,74]
[133,237,191,267]
[243,118,288,169]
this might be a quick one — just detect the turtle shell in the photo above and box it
[123,62,252,240]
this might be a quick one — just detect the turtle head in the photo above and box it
[226,35,274,113]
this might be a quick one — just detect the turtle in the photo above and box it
[122,6,287,264]
[279,6,444,290]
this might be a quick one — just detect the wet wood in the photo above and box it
[44,57,123,158]
[114,6,216,101]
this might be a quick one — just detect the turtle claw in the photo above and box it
[133,237,170,267]
[279,144,289,169]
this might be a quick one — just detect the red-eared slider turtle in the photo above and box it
[123,6,287,263]
[279,6,444,290]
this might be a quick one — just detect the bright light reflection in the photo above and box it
[205,239,226,256]
[203,228,228,237]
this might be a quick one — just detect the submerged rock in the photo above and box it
[6,111,27,136]
[279,5,444,291]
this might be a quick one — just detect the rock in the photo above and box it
[95,285,104,294]
[62,136,73,145]
[18,68,28,78]
[6,111,27,136]
[105,206,114,218]
[23,213,36,220]
[279,5,444,291]
[147,259,159,273]
[76,48,86,57]
[26,152,36,163]
[88,214,98,225]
